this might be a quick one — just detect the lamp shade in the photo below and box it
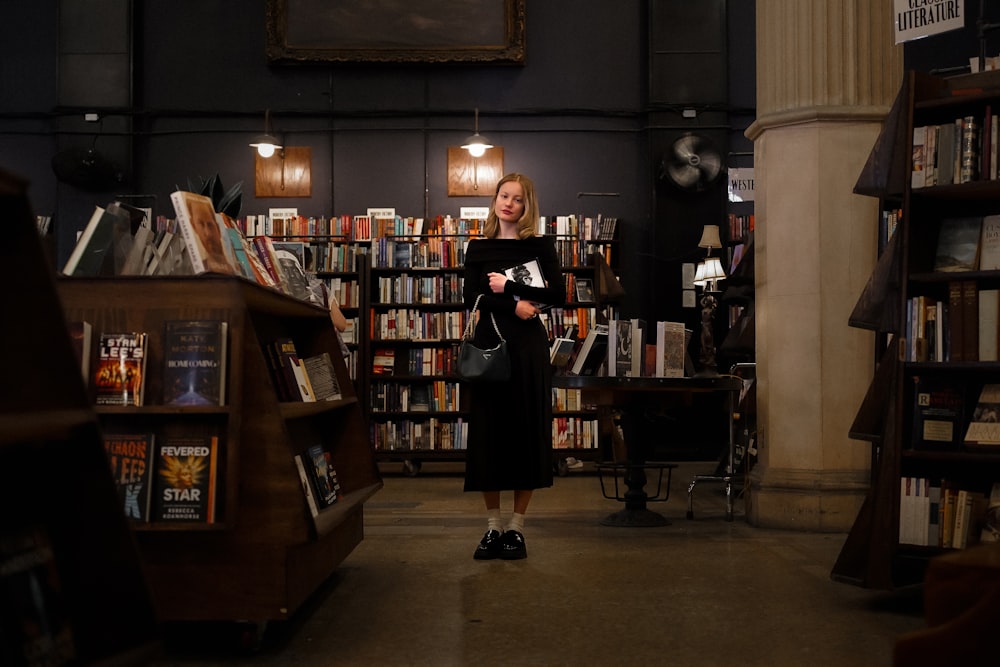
[461,108,493,157]
[249,109,282,157]
[698,224,723,249]
[693,257,726,290]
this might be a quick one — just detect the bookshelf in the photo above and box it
[833,70,1000,590]
[0,169,159,664]
[55,275,382,625]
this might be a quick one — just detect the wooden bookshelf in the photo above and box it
[55,275,382,625]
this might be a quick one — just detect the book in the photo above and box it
[978,289,999,362]
[302,352,343,401]
[306,444,339,508]
[979,214,1000,270]
[549,336,577,368]
[272,244,313,302]
[980,482,1000,543]
[94,332,148,406]
[570,324,608,376]
[61,203,132,276]
[67,320,92,385]
[608,319,634,377]
[372,347,396,375]
[910,375,964,450]
[574,277,595,303]
[102,432,156,522]
[964,383,1000,446]
[293,453,321,518]
[170,190,237,275]
[503,258,550,309]
[151,435,220,523]
[655,320,686,378]
[162,320,228,406]
[911,125,927,189]
[270,337,313,401]
[961,279,980,361]
[934,217,982,272]
[288,354,317,402]
[0,525,77,665]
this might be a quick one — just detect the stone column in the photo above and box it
[745,0,903,530]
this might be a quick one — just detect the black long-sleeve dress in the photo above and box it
[462,236,566,492]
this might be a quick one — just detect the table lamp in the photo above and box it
[694,225,726,376]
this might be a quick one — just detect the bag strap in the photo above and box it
[463,294,505,343]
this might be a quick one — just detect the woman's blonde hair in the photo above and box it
[484,173,539,239]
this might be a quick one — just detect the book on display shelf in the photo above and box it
[170,190,238,276]
[933,217,982,273]
[67,320,93,385]
[94,331,148,406]
[963,383,1000,447]
[61,203,132,277]
[102,432,156,522]
[293,454,321,518]
[655,320,686,378]
[910,375,965,451]
[150,435,220,523]
[302,352,343,401]
[306,444,339,508]
[570,324,608,376]
[162,320,228,406]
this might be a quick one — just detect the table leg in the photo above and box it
[601,406,670,527]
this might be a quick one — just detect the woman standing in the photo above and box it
[462,173,566,560]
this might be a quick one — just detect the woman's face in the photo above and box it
[494,180,525,225]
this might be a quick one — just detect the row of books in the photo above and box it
[898,477,1000,549]
[551,416,600,449]
[905,282,1000,363]
[369,235,473,269]
[371,417,469,451]
[264,338,344,403]
[72,319,228,408]
[539,214,618,242]
[370,380,462,413]
[103,431,220,524]
[911,380,1000,450]
[727,212,754,243]
[293,444,340,519]
[911,110,998,188]
[245,211,482,241]
[558,319,690,379]
[371,308,468,341]
[374,273,465,304]
[551,387,586,412]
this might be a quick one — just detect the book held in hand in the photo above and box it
[102,432,156,522]
[94,332,148,406]
[503,258,550,309]
[151,435,220,523]
[162,320,228,406]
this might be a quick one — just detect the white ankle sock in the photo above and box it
[487,508,503,532]
[507,512,525,534]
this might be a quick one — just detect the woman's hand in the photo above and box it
[514,300,540,320]
[487,272,508,293]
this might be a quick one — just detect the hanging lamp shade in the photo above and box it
[461,108,493,157]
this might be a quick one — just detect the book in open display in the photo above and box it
[169,190,238,276]
[150,435,220,523]
[570,324,608,376]
[94,332,148,406]
[910,375,965,450]
[964,383,1000,447]
[934,216,982,272]
[655,321,686,378]
[162,320,228,406]
[102,432,156,522]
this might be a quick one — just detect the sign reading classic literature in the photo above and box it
[893,0,963,44]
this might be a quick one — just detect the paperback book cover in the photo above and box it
[293,454,320,519]
[964,383,1000,446]
[170,190,237,276]
[307,444,339,508]
[655,321,686,378]
[94,332,148,406]
[102,432,155,522]
[910,375,965,450]
[162,320,229,406]
[151,435,220,523]
[934,217,982,272]
[570,324,608,376]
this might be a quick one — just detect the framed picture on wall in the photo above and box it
[266,0,526,64]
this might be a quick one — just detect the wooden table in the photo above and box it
[553,375,742,526]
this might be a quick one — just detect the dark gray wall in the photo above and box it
[2,0,757,333]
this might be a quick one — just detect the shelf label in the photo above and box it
[460,206,489,220]
[893,0,963,45]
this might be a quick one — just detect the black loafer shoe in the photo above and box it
[499,530,527,560]
[474,529,503,560]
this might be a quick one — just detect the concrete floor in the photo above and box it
[151,461,926,666]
